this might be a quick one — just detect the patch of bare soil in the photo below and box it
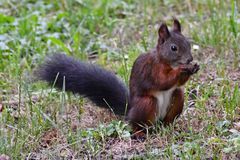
[27,128,74,159]
[77,103,118,129]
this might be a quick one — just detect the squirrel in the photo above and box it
[36,19,199,138]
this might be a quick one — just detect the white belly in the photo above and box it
[153,87,177,120]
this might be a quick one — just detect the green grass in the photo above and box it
[0,0,240,159]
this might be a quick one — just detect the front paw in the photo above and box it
[180,63,200,75]
[191,63,200,74]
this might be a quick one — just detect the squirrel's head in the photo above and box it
[156,19,193,67]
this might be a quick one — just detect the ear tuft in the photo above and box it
[172,18,181,33]
[158,23,170,44]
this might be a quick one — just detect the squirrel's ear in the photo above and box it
[158,23,170,44]
[173,18,181,33]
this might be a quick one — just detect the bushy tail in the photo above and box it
[35,54,129,115]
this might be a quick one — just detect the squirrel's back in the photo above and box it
[36,53,129,115]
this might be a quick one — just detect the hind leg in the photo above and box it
[127,96,157,139]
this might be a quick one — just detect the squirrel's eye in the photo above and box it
[171,44,178,52]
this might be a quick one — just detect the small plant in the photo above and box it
[220,84,240,120]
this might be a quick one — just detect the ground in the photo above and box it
[0,0,240,159]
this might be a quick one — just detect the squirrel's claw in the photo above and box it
[192,63,200,74]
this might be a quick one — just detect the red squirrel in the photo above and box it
[36,19,199,138]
